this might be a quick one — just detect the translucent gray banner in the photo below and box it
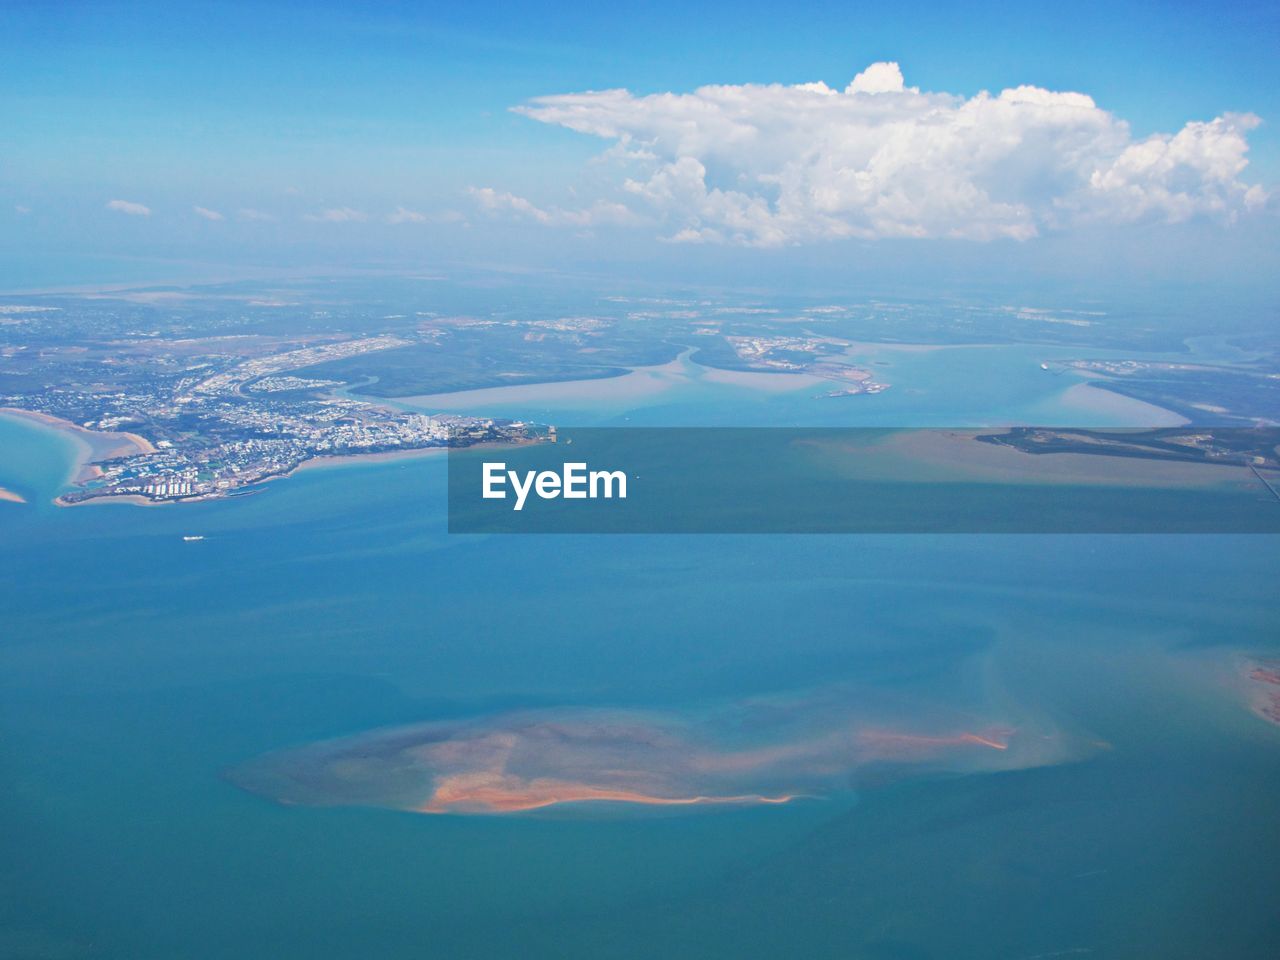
[447,427,1280,534]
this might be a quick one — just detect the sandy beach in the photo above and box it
[0,486,26,504]
[0,407,166,507]
[55,493,169,508]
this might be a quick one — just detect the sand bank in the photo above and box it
[0,407,156,486]
[1056,382,1189,427]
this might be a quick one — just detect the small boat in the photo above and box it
[182,535,205,542]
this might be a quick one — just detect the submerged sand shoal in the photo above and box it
[227,674,1096,817]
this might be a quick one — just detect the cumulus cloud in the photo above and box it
[304,206,368,223]
[193,206,225,221]
[237,208,275,222]
[476,63,1267,246]
[1078,114,1266,223]
[845,61,916,95]
[106,199,151,217]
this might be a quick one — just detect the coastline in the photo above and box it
[390,350,828,412]
[0,348,1196,509]
[391,354,693,410]
[288,445,449,476]
[57,492,169,508]
[802,428,1260,491]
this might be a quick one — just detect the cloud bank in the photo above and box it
[474,62,1266,246]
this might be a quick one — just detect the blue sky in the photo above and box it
[2,0,1277,292]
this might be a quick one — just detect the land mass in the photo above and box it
[976,426,1280,474]
[1053,358,1280,426]
[3,276,1277,504]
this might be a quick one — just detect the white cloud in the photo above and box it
[238,208,276,222]
[305,206,368,223]
[846,61,915,95]
[106,199,151,217]
[1078,114,1264,224]
[487,62,1267,246]
[385,207,471,225]
[468,186,640,228]
[14,205,30,215]
[387,206,428,224]
[193,206,225,221]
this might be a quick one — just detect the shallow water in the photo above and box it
[392,343,1185,428]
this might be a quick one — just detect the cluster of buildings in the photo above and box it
[58,407,522,504]
[1,334,536,505]
[725,334,889,395]
[185,335,408,397]
[726,334,833,368]
[144,479,194,498]
[1064,359,1199,377]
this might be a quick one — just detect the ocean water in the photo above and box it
[1,353,1278,959]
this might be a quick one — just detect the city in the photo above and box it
[1,323,540,504]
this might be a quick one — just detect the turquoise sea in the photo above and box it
[1,348,1278,959]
